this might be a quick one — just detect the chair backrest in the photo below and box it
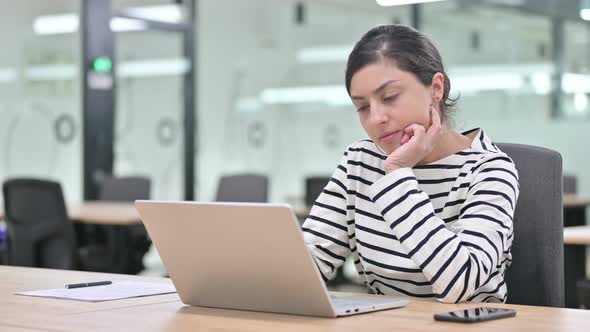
[215,174,269,203]
[304,176,331,207]
[563,174,577,194]
[497,143,564,307]
[2,178,75,269]
[99,176,151,202]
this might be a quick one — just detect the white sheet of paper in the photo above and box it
[15,281,177,302]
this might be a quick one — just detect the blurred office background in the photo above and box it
[0,0,588,204]
[0,0,589,304]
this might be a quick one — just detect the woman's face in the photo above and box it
[349,61,438,154]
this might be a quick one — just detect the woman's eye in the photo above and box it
[384,95,398,102]
[356,105,368,113]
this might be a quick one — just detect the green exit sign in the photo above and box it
[92,56,112,72]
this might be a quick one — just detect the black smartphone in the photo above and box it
[434,307,516,323]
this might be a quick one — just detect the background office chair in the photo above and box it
[98,176,151,202]
[304,176,331,208]
[2,178,76,269]
[215,174,269,203]
[79,175,151,274]
[563,174,577,194]
[497,143,564,307]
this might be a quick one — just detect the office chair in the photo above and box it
[497,143,564,307]
[563,174,577,194]
[215,174,269,203]
[2,178,76,269]
[304,176,331,208]
[80,175,151,274]
[99,176,151,202]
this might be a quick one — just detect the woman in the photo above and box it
[302,25,519,303]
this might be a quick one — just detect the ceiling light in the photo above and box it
[110,17,148,32]
[32,4,181,35]
[0,68,18,83]
[118,58,190,78]
[574,93,589,112]
[124,4,183,23]
[24,58,190,81]
[33,14,78,35]
[376,0,447,6]
[260,85,349,105]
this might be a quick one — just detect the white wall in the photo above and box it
[0,0,82,203]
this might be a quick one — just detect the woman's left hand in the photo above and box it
[383,108,443,174]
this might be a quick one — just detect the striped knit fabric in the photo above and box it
[302,128,519,303]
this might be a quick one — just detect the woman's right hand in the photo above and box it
[383,108,442,174]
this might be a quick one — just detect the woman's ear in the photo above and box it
[431,72,445,103]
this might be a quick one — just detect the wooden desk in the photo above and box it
[563,196,590,308]
[0,202,142,274]
[563,194,590,208]
[69,201,141,225]
[1,266,589,332]
[0,266,176,320]
[564,226,590,246]
[69,202,143,274]
[0,201,141,225]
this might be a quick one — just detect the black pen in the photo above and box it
[65,281,112,289]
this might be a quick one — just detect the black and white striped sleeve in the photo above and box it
[302,152,351,281]
[368,156,519,303]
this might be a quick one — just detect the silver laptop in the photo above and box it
[135,200,408,317]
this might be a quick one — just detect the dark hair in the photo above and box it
[345,24,457,118]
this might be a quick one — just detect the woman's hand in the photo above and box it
[383,108,442,174]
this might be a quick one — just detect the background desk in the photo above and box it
[564,225,590,309]
[1,266,590,332]
[0,201,141,225]
[563,195,590,308]
[564,226,590,246]
[69,201,141,225]
[69,202,143,274]
[0,202,142,274]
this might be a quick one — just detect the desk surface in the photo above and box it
[0,201,141,226]
[1,266,589,332]
[563,194,590,208]
[564,225,590,245]
[68,201,141,225]
[0,266,176,324]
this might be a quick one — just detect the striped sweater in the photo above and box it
[302,129,519,303]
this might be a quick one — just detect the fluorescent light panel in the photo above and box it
[124,4,183,23]
[562,73,590,94]
[574,93,589,112]
[25,65,77,81]
[110,17,148,32]
[33,14,78,35]
[118,58,190,77]
[260,85,349,106]
[376,0,446,6]
[23,58,190,81]
[32,4,182,35]
[33,15,147,35]
[581,9,590,21]
[0,68,18,82]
